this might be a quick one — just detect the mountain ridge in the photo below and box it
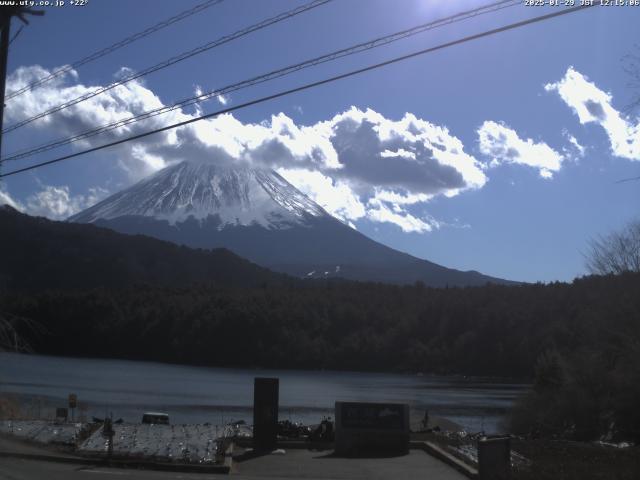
[70,162,328,228]
[0,205,292,291]
[69,161,516,287]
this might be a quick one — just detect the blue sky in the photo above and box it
[0,0,639,283]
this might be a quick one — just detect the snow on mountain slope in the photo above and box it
[69,161,328,228]
[69,160,515,286]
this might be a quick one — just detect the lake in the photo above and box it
[0,352,528,433]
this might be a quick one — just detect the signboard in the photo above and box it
[335,402,409,456]
[340,403,405,430]
[55,407,68,420]
[253,377,279,451]
[478,436,511,480]
[68,394,77,409]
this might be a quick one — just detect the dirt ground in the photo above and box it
[411,431,640,480]
[511,439,640,480]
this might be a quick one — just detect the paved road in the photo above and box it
[0,449,468,480]
[0,458,209,480]
[1,433,467,480]
[232,449,467,479]
[0,434,70,457]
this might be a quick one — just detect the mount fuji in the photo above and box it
[70,161,512,286]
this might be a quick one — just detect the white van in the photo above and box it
[141,412,170,425]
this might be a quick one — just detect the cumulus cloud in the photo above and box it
[6,65,185,179]
[562,130,586,160]
[0,187,23,210]
[275,168,366,225]
[24,185,109,220]
[271,108,486,231]
[545,67,640,161]
[6,65,488,232]
[477,121,564,179]
[318,108,487,194]
[366,197,437,233]
[0,181,108,220]
[276,169,441,233]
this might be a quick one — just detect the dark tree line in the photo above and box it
[3,272,639,381]
[5,271,639,440]
[2,208,640,440]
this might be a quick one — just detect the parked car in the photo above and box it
[141,412,169,424]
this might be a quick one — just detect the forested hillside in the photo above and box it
[2,205,639,441]
[4,273,638,379]
[0,206,292,290]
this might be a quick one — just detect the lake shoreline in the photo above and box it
[3,350,532,384]
[1,351,528,434]
[2,418,638,480]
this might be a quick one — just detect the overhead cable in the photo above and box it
[2,0,333,133]
[1,0,520,164]
[5,0,225,101]
[0,4,597,179]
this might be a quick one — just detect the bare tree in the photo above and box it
[617,48,640,184]
[0,312,45,352]
[585,219,640,275]
[623,46,640,113]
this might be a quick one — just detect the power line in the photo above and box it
[1,0,518,163]
[0,6,44,180]
[8,25,24,46]
[0,3,597,180]
[4,0,225,101]
[615,175,640,184]
[1,0,520,164]
[2,0,333,134]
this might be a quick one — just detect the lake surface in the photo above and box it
[0,352,528,433]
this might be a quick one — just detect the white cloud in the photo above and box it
[270,108,486,230]
[562,130,586,160]
[5,65,490,232]
[477,121,564,179]
[318,107,487,195]
[0,187,23,210]
[276,168,366,223]
[5,65,185,179]
[380,148,416,159]
[545,67,640,161]
[372,189,433,205]
[192,84,227,110]
[273,169,439,233]
[1,181,108,220]
[366,198,436,233]
[24,185,108,220]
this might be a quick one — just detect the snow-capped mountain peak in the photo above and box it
[69,160,513,287]
[69,161,328,228]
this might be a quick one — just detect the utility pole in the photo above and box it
[0,11,12,171]
[0,7,43,177]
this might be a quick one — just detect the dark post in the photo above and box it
[253,377,279,451]
[103,416,114,457]
[55,407,68,422]
[68,393,77,422]
[478,435,511,480]
[0,13,11,163]
[0,7,44,175]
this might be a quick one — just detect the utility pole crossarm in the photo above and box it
[0,6,44,26]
